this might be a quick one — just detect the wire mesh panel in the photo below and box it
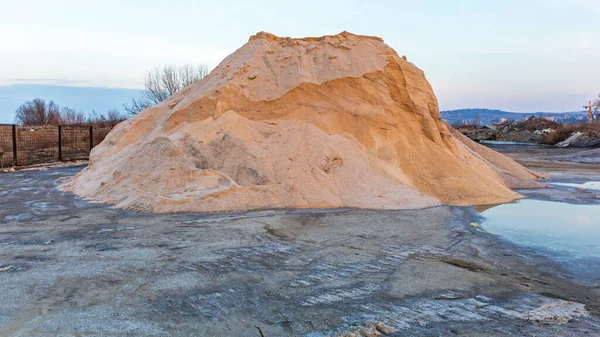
[92,125,115,148]
[0,124,117,167]
[17,127,60,166]
[61,125,92,161]
[0,124,15,168]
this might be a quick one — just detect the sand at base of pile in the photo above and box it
[449,127,546,189]
[62,32,542,213]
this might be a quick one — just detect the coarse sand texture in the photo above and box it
[62,32,544,213]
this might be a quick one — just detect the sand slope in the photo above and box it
[63,32,542,213]
[449,127,546,189]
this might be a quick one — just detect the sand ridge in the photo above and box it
[63,31,542,213]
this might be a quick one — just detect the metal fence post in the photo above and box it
[89,125,94,152]
[58,125,62,161]
[11,124,17,166]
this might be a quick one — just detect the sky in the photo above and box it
[0,0,599,122]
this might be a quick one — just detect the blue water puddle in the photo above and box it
[479,140,536,146]
[479,198,600,284]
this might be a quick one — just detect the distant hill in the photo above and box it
[0,84,139,124]
[441,108,589,125]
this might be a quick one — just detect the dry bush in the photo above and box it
[14,98,127,127]
[540,131,566,145]
[60,107,88,125]
[541,122,600,145]
[87,109,127,126]
[15,98,61,126]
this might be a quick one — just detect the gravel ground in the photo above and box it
[486,144,600,174]
[1,163,599,336]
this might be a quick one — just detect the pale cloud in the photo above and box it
[0,0,598,111]
[446,30,599,55]
[0,29,232,66]
[0,27,233,88]
[12,78,92,85]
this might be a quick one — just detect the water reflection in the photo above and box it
[480,199,600,259]
[480,199,600,284]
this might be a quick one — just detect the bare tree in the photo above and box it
[60,107,87,125]
[14,98,61,126]
[124,64,209,115]
[105,109,128,124]
[13,97,128,126]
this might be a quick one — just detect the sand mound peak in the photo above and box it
[248,31,385,44]
[63,32,542,213]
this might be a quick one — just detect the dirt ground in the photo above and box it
[486,145,600,205]
[1,148,600,336]
[486,144,600,173]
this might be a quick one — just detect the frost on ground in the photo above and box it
[1,166,599,336]
[324,293,590,337]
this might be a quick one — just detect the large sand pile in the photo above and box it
[63,32,543,213]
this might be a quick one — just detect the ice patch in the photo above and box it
[551,181,600,191]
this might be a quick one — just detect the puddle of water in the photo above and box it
[480,199,600,283]
[481,199,600,258]
[550,181,600,191]
[479,140,536,146]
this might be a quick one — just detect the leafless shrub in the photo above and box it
[60,107,88,125]
[14,98,127,127]
[14,98,61,126]
[106,109,128,123]
[541,123,600,145]
[87,109,128,126]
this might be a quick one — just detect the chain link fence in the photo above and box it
[0,124,115,168]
